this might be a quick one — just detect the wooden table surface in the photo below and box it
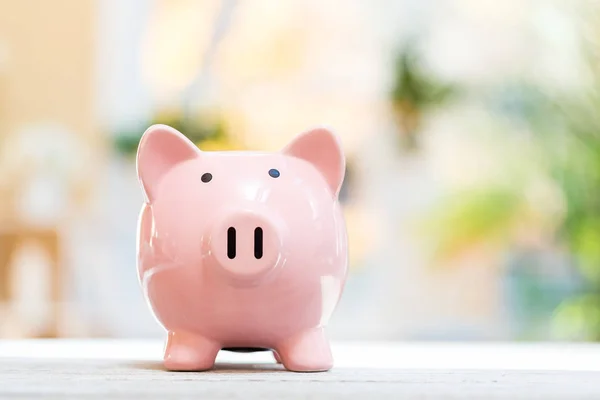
[2,340,600,399]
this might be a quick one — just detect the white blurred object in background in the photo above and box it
[3,125,90,227]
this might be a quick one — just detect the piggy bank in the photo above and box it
[136,124,348,372]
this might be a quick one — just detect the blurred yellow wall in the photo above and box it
[0,0,100,223]
[0,0,96,140]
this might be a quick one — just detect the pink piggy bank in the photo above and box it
[136,124,348,372]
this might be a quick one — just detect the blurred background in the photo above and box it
[1,0,600,342]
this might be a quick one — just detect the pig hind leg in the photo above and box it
[275,327,333,372]
[163,331,220,371]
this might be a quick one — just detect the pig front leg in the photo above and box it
[276,327,333,372]
[164,331,220,371]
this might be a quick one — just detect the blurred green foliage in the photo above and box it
[113,109,234,157]
[496,79,600,285]
[421,36,600,338]
[390,40,457,151]
[526,82,600,339]
[420,185,524,263]
[552,294,600,341]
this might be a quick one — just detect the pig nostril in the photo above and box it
[227,227,236,259]
[254,227,263,259]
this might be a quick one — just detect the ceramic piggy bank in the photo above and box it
[136,124,348,372]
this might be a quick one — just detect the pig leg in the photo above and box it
[276,327,333,372]
[164,331,220,371]
[272,350,283,364]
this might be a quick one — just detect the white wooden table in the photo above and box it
[2,340,600,399]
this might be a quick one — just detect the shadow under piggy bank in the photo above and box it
[131,347,290,373]
[130,361,287,374]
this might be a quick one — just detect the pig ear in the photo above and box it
[282,127,346,197]
[136,124,200,203]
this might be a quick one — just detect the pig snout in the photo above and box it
[210,211,281,280]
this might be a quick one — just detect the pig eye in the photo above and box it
[201,173,213,183]
[268,168,280,178]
